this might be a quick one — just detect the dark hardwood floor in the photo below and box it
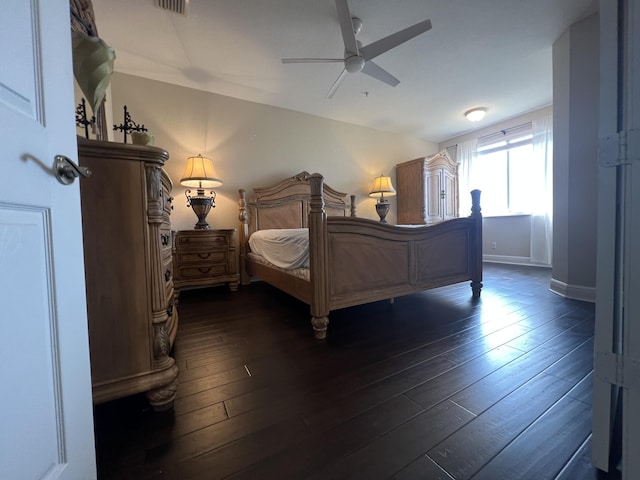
[94,263,621,479]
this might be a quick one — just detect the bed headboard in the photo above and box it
[238,171,356,235]
[238,172,356,285]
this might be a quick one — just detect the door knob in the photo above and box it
[54,155,92,185]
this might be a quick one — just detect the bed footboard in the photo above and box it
[309,176,482,339]
[240,172,481,341]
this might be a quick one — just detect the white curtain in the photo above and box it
[530,116,553,265]
[456,139,478,216]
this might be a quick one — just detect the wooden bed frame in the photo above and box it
[238,171,482,339]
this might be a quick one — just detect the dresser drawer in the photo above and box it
[161,169,174,216]
[165,283,174,308]
[163,256,174,286]
[160,226,173,258]
[163,194,174,216]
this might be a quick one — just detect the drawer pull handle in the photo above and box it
[198,267,211,273]
[161,233,170,246]
[197,253,211,259]
[165,269,172,281]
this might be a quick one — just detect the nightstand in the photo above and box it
[172,229,240,297]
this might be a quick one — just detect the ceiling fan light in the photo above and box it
[465,107,487,122]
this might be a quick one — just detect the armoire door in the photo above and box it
[442,167,459,221]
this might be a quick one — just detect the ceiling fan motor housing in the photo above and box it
[345,55,365,73]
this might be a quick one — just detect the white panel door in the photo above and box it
[592,0,619,471]
[593,1,640,478]
[620,0,640,476]
[0,1,96,479]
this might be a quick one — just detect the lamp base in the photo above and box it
[375,201,390,223]
[187,193,215,230]
[193,219,211,230]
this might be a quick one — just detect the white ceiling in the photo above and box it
[91,0,597,143]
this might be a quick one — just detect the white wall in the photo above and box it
[104,73,436,231]
[551,13,599,300]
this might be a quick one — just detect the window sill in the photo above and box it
[482,212,532,219]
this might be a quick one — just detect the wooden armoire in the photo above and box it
[396,150,459,225]
[77,137,179,411]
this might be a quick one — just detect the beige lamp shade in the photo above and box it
[369,175,396,198]
[180,155,222,189]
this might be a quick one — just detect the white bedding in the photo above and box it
[248,228,309,269]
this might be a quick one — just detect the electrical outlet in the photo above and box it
[491,242,497,250]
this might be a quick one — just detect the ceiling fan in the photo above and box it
[282,0,432,98]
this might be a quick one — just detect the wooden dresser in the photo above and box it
[78,137,179,411]
[396,150,459,225]
[173,229,240,297]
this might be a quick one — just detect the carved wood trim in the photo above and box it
[309,174,329,338]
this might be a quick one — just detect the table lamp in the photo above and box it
[180,154,222,230]
[369,175,396,223]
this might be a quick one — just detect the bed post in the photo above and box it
[238,189,250,285]
[309,173,330,339]
[350,194,357,217]
[470,189,483,297]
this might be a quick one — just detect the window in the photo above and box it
[473,124,537,216]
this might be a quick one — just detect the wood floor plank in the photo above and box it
[428,373,575,480]
[218,395,424,480]
[175,365,250,399]
[471,394,592,480]
[92,264,611,480]
[140,399,302,473]
[301,355,457,431]
[405,344,525,409]
[449,341,572,415]
[306,400,476,480]
[153,415,311,480]
[391,454,455,479]
[555,436,622,480]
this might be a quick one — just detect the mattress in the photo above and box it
[248,228,309,269]
[247,252,310,281]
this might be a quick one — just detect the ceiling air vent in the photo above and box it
[155,0,189,16]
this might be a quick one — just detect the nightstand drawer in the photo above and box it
[177,264,228,280]
[177,250,227,264]
[176,233,228,250]
[173,229,239,294]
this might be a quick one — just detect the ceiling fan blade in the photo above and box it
[335,0,358,55]
[327,69,348,99]
[361,61,400,87]
[360,19,432,61]
[282,58,344,64]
